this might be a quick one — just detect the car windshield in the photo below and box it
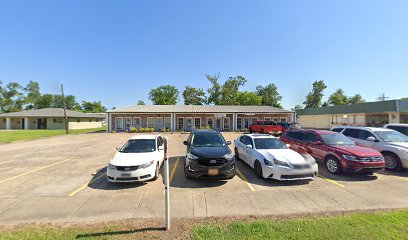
[254,138,286,149]
[191,132,226,147]
[320,133,355,146]
[374,131,408,142]
[120,139,156,153]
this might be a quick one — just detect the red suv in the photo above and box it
[280,129,385,174]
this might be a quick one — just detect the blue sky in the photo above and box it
[0,0,407,110]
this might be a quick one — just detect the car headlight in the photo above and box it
[273,158,291,168]
[225,153,234,161]
[342,154,359,161]
[139,160,155,169]
[108,163,116,170]
[187,153,199,160]
[264,159,273,166]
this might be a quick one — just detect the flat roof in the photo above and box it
[298,100,408,116]
[0,108,106,119]
[107,105,293,114]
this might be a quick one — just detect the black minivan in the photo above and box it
[183,129,236,179]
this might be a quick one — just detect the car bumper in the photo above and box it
[185,160,236,179]
[263,163,318,181]
[107,164,156,182]
[341,160,385,173]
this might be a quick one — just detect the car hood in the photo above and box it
[110,152,155,166]
[258,149,306,164]
[331,145,381,157]
[190,146,231,158]
[386,142,408,150]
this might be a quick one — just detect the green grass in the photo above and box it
[193,210,408,240]
[0,127,106,143]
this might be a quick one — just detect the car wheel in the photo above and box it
[325,157,341,175]
[254,161,263,179]
[152,163,160,181]
[234,147,240,161]
[184,165,192,180]
[383,152,402,171]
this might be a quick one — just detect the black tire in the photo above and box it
[152,163,160,181]
[234,147,240,161]
[383,152,402,172]
[325,156,341,175]
[184,165,192,180]
[254,161,263,179]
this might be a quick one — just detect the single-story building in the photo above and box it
[0,108,106,130]
[107,105,295,132]
[298,100,408,129]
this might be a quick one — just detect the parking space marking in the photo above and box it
[68,173,107,197]
[317,174,345,188]
[0,158,75,185]
[0,160,13,165]
[170,157,180,183]
[236,168,255,192]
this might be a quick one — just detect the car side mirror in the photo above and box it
[226,141,232,145]
[116,147,120,151]
[366,136,377,142]
[286,144,291,148]
[183,141,188,145]
[246,144,253,149]
[158,146,164,151]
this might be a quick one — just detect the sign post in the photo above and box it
[164,136,170,231]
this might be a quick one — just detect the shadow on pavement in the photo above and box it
[75,227,165,238]
[317,163,379,182]
[376,170,408,178]
[166,156,229,189]
[235,160,312,187]
[88,167,147,190]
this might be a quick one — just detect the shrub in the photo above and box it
[130,127,137,133]
[139,128,145,132]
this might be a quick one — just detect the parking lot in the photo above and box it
[0,132,408,224]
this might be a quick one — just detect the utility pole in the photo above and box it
[377,93,389,102]
[61,84,69,134]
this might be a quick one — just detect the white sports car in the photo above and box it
[234,134,318,180]
[107,135,165,182]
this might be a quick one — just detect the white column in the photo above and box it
[6,117,11,130]
[106,113,110,133]
[24,117,29,130]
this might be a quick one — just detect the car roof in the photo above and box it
[192,129,220,134]
[246,134,277,139]
[339,126,390,132]
[384,123,408,127]
[129,135,159,140]
[286,129,336,135]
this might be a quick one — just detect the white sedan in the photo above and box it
[234,134,318,180]
[107,135,165,182]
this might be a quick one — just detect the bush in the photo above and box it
[139,128,145,132]
[147,128,154,132]
[130,127,137,133]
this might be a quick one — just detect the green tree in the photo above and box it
[0,82,24,112]
[137,100,145,105]
[256,83,282,108]
[34,94,81,110]
[303,80,327,108]
[322,101,329,107]
[219,75,247,105]
[328,88,349,106]
[23,81,41,110]
[349,94,366,104]
[33,94,53,109]
[183,86,206,105]
[81,101,106,113]
[206,73,222,105]
[292,104,304,114]
[148,85,179,105]
[402,97,408,100]
[237,91,262,105]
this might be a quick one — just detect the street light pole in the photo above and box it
[61,84,68,134]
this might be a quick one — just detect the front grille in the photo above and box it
[116,166,139,171]
[116,177,139,181]
[358,156,383,162]
[198,158,227,166]
[292,163,310,170]
[281,173,314,179]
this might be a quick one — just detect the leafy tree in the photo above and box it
[237,91,262,105]
[219,75,247,105]
[34,94,81,110]
[322,101,329,107]
[81,101,106,113]
[23,81,41,109]
[292,104,304,114]
[402,97,408,100]
[256,83,282,108]
[303,80,327,108]
[206,73,222,105]
[0,82,24,112]
[183,86,206,105]
[137,100,145,105]
[328,89,349,106]
[348,94,366,104]
[148,85,179,105]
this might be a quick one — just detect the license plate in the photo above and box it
[208,169,219,176]
[121,173,131,177]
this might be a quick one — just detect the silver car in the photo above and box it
[331,126,408,171]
